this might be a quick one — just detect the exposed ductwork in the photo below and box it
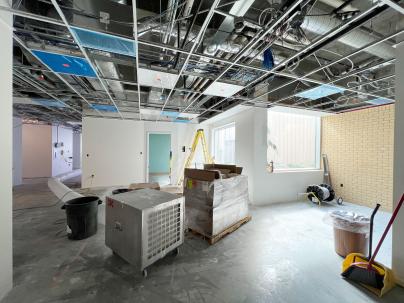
[302,6,395,59]
[138,18,199,42]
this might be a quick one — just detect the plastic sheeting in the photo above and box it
[72,27,136,57]
[328,210,370,234]
[32,50,97,78]
[184,175,249,237]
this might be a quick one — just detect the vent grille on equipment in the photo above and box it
[147,203,182,260]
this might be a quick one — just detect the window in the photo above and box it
[212,123,235,164]
[267,110,320,171]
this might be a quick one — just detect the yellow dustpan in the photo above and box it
[342,252,395,297]
[342,194,404,297]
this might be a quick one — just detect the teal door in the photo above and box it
[148,133,171,185]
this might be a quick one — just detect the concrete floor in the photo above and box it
[3,182,404,303]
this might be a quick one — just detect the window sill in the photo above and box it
[271,169,323,174]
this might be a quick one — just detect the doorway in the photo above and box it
[147,133,171,186]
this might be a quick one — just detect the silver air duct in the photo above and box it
[301,7,395,59]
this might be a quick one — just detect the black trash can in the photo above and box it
[61,196,102,240]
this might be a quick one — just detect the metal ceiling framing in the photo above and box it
[159,0,222,115]
[247,27,403,106]
[1,0,401,124]
[50,0,124,119]
[12,34,103,117]
[132,0,143,120]
[180,0,308,113]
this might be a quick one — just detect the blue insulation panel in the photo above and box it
[296,84,345,100]
[366,97,392,105]
[161,111,180,118]
[91,104,118,112]
[72,27,136,57]
[35,98,66,108]
[32,50,96,78]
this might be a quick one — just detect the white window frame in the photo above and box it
[267,108,322,172]
[211,122,236,165]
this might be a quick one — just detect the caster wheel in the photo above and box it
[173,247,179,256]
[142,269,147,278]
[337,197,343,205]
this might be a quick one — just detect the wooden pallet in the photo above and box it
[188,215,252,245]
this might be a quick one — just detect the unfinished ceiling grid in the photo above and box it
[2,0,404,302]
[0,0,399,128]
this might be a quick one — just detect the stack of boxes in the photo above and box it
[183,164,250,239]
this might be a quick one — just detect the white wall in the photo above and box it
[0,0,13,299]
[82,118,145,187]
[72,132,82,170]
[52,125,73,176]
[205,107,255,201]
[22,124,52,178]
[82,117,200,188]
[203,106,323,204]
[252,108,323,204]
[13,117,22,186]
[393,41,404,286]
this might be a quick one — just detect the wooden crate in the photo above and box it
[188,215,252,245]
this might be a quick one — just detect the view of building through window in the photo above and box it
[212,123,235,164]
[267,110,320,170]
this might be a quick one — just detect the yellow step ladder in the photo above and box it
[177,129,214,185]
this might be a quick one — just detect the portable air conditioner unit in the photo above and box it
[105,189,184,277]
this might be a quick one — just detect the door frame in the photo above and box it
[146,131,172,183]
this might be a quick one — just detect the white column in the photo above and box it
[0,0,13,299]
[393,41,404,286]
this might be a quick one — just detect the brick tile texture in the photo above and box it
[321,105,394,211]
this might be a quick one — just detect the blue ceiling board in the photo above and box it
[91,104,118,112]
[72,27,136,57]
[161,111,180,118]
[35,98,66,108]
[32,50,97,78]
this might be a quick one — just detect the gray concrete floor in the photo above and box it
[3,182,404,303]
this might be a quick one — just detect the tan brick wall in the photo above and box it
[321,105,394,211]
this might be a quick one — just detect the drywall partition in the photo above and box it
[82,117,145,187]
[81,117,200,188]
[204,106,255,201]
[13,117,23,186]
[321,105,394,211]
[72,132,82,169]
[203,106,323,204]
[252,107,323,204]
[0,0,13,299]
[52,125,73,176]
[22,124,53,178]
[393,41,404,286]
